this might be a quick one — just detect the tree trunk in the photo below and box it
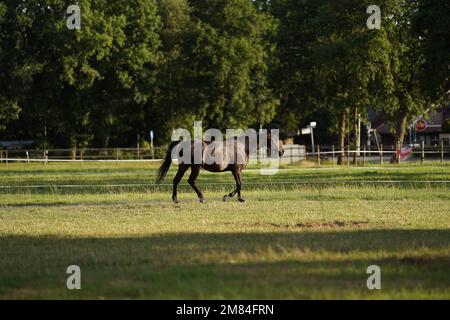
[397,111,408,147]
[391,110,408,163]
[338,110,347,165]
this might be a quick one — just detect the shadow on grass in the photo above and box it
[0,229,449,299]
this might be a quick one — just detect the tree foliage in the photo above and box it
[0,0,448,151]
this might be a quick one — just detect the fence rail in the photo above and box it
[289,142,449,165]
[1,143,449,165]
[0,147,167,162]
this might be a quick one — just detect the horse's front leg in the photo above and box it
[188,165,205,203]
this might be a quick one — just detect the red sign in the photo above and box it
[415,119,427,132]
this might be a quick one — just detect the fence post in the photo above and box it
[363,146,366,166]
[317,145,321,166]
[290,146,293,165]
[352,144,358,165]
[397,142,401,164]
[441,140,444,163]
[421,140,425,163]
[137,134,140,160]
[5,151,8,167]
[331,145,335,165]
[347,145,350,166]
[380,144,383,165]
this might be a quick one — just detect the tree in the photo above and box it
[181,0,278,131]
[0,0,163,147]
[79,0,163,147]
[414,0,450,103]
[263,0,322,135]
[139,0,281,142]
[268,0,394,163]
[0,1,33,133]
[152,0,195,141]
[381,0,432,155]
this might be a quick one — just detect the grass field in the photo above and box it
[0,162,449,299]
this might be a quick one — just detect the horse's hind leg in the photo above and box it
[188,165,205,203]
[172,164,189,204]
[223,167,244,202]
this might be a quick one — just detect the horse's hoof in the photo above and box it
[172,198,179,204]
[238,198,245,203]
[223,195,230,202]
[199,198,206,203]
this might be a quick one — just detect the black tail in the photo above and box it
[156,141,180,183]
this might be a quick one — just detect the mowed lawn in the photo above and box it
[0,162,449,299]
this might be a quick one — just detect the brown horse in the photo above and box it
[156,132,284,204]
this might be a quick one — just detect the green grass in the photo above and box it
[0,162,449,299]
